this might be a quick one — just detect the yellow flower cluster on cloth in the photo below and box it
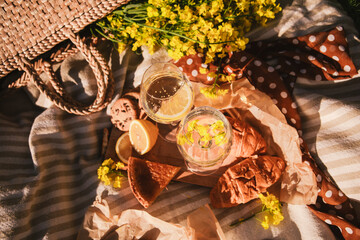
[258,192,284,229]
[97,158,125,188]
[230,192,284,229]
[95,0,282,64]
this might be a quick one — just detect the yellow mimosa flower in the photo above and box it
[147,6,159,18]
[261,215,270,229]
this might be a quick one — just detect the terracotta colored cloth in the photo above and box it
[175,26,360,240]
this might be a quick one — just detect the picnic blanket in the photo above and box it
[1,0,360,239]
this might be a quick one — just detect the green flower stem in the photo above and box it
[211,56,224,91]
[124,16,148,21]
[223,0,233,16]
[94,28,124,43]
[114,10,147,17]
[229,208,273,227]
[229,212,258,227]
[124,17,201,43]
[113,3,148,20]
[122,3,149,13]
[225,14,253,20]
[123,16,235,46]
[97,25,126,32]
[108,168,125,177]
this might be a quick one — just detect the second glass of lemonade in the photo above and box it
[140,62,194,140]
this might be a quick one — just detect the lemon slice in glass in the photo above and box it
[156,83,193,121]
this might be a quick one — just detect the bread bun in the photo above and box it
[228,117,267,158]
[210,155,285,208]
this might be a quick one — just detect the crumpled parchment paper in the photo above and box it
[77,196,225,240]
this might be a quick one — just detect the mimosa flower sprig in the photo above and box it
[97,158,125,188]
[177,119,226,147]
[94,0,282,64]
[230,192,284,229]
[94,0,282,99]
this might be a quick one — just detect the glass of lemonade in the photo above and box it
[140,62,194,140]
[176,106,233,175]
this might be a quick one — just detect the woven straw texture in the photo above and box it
[0,0,129,79]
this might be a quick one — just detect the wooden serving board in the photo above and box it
[104,126,236,188]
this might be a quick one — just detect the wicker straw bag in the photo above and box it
[0,0,130,115]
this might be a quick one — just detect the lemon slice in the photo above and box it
[129,119,159,155]
[156,84,193,120]
[115,132,133,164]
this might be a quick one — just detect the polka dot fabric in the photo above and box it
[174,26,360,240]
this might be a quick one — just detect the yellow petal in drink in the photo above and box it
[176,106,233,175]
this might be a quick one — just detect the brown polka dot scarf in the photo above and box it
[174,26,360,240]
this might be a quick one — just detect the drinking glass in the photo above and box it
[140,62,194,141]
[176,106,233,175]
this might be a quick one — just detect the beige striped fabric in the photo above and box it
[294,78,360,200]
[0,47,131,239]
[0,0,359,239]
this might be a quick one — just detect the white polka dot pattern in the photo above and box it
[309,35,316,42]
[328,34,335,41]
[191,69,198,77]
[280,91,288,98]
[325,219,332,224]
[345,227,353,234]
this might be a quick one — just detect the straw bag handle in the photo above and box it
[13,29,114,115]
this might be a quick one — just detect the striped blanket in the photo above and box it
[0,0,359,239]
